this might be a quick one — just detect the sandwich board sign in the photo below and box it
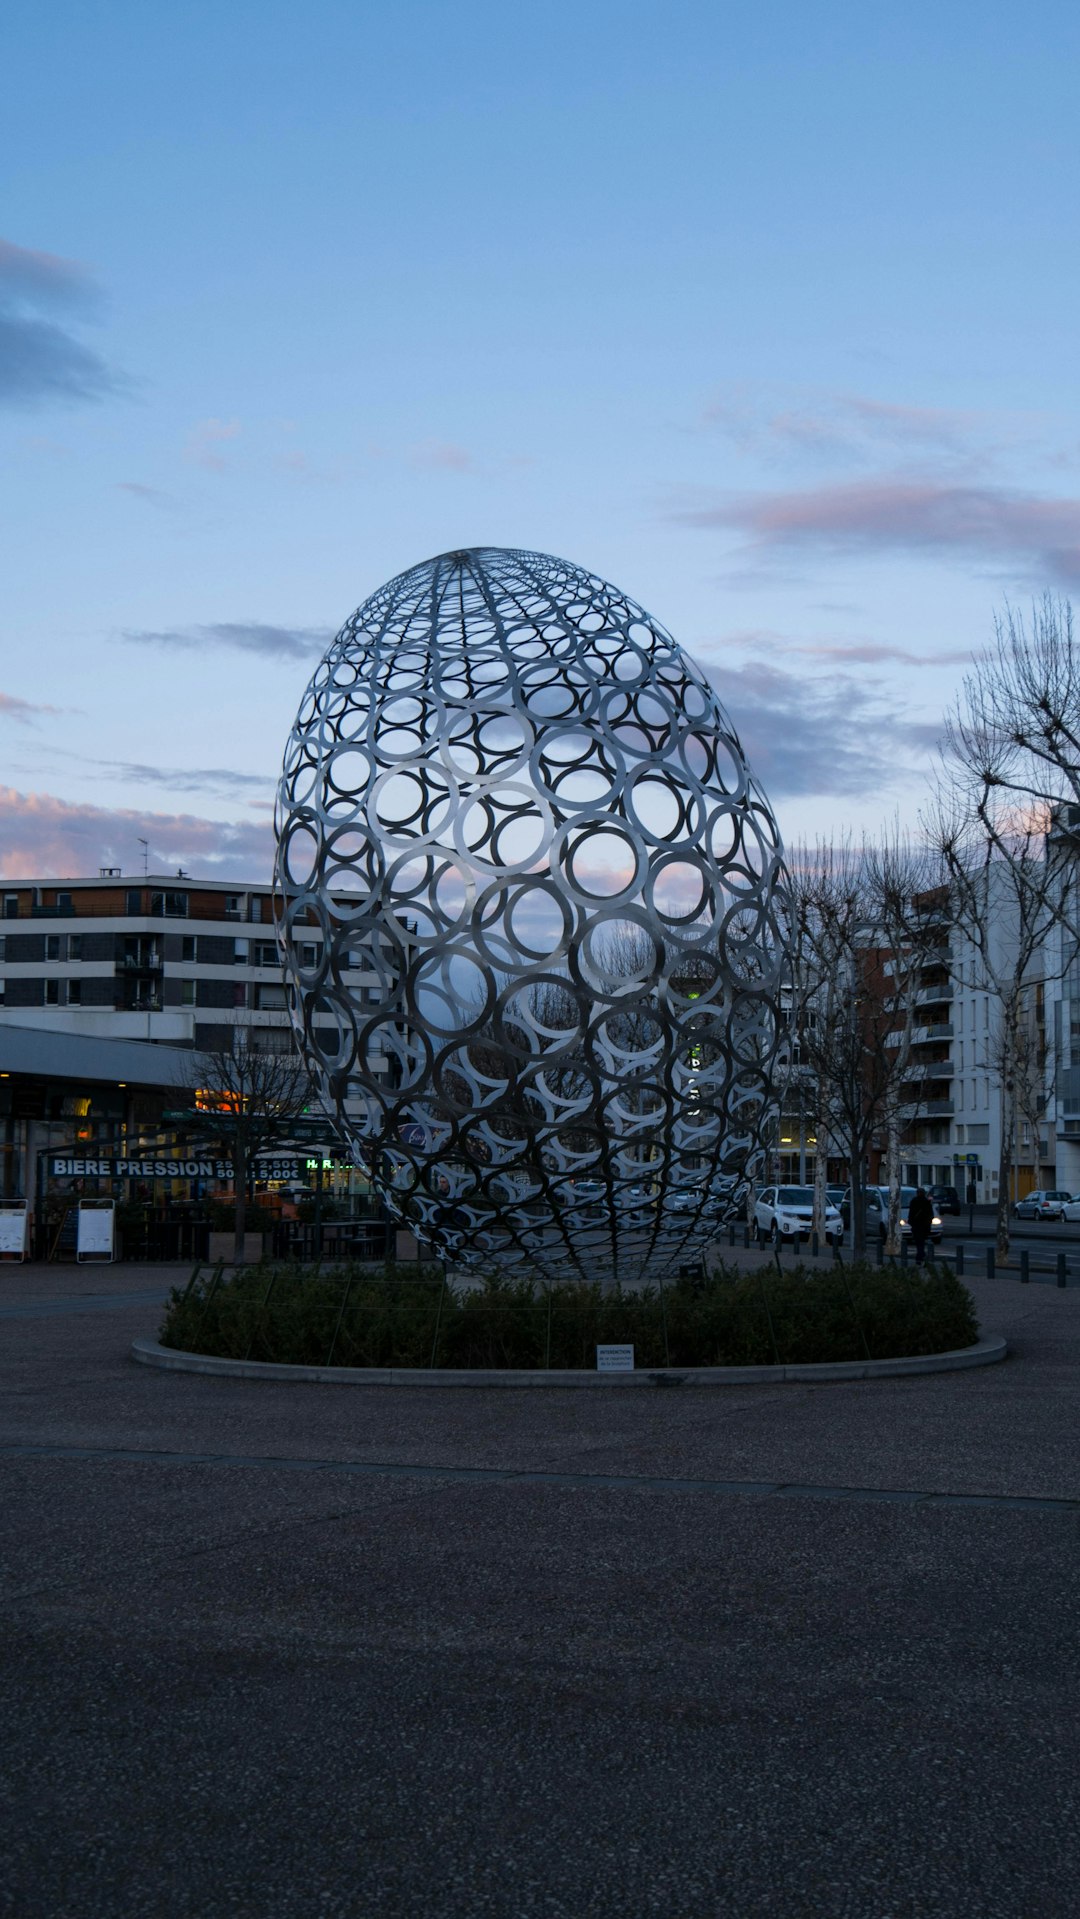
[0,1202,29,1261]
[77,1200,115,1263]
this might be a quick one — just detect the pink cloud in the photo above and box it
[0,693,63,726]
[0,787,273,880]
[676,479,1080,585]
[185,417,241,472]
[409,440,473,473]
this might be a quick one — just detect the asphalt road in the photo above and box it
[2,1262,1079,1918]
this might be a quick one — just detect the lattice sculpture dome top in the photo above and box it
[274,546,789,1285]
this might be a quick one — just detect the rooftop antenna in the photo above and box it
[138,837,149,877]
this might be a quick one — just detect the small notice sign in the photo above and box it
[596,1344,635,1373]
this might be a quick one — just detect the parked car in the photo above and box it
[840,1186,943,1245]
[1012,1189,1072,1221]
[1060,1194,1080,1222]
[753,1185,843,1245]
[929,1183,961,1216]
[669,1186,725,1217]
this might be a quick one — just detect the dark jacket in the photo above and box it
[908,1189,934,1237]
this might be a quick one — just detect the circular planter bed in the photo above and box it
[147,1257,995,1383]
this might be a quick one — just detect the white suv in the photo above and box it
[753,1186,843,1245]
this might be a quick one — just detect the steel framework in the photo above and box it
[274,547,789,1284]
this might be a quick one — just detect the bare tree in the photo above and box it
[787,835,944,1257]
[926,799,1067,1261]
[184,1029,314,1260]
[942,595,1080,942]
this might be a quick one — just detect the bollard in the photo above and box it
[955,1244,964,1278]
[743,1225,750,1250]
[985,1247,995,1279]
[875,1236,883,1267]
[1057,1253,1067,1289]
[900,1237,908,1266]
[1020,1249,1029,1284]
[729,1222,736,1249]
[811,1231,819,1260]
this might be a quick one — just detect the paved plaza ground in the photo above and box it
[2,1260,1079,1918]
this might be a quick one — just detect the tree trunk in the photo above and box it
[812,1089,829,1241]
[996,1080,1015,1265]
[233,1134,248,1264]
[883,1108,902,1258]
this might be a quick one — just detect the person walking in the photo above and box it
[908,1185,934,1265]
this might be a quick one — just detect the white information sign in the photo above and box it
[596,1344,635,1373]
[77,1203,115,1261]
[0,1205,28,1259]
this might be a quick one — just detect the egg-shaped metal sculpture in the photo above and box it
[274,547,788,1285]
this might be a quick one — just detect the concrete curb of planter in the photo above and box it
[131,1333,1007,1388]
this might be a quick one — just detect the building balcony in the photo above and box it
[915,983,953,1007]
[922,1099,955,1116]
[118,953,162,971]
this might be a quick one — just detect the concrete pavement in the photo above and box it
[2,1261,1079,1917]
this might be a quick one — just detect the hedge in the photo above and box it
[159,1258,980,1371]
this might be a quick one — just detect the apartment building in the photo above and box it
[0,870,393,1068]
[0,871,399,1216]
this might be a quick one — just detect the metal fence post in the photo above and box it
[1057,1253,1067,1290]
[955,1244,964,1278]
[1020,1250,1029,1284]
[985,1247,995,1279]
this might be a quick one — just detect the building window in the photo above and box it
[68,979,82,1005]
[251,1025,292,1053]
[4,895,18,919]
[45,979,59,1004]
[249,896,264,923]
[150,891,188,918]
[233,983,247,1008]
[181,980,196,1006]
[224,895,242,920]
[126,889,143,915]
[182,936,195,962]
[255,942,277,968]
[301,943,319,968]
[255,983,287,1011]
[234,939,249,964]
[57,891,72,912]
[68,935,82,961]
[0,937,5,963]
[45,934,60,960]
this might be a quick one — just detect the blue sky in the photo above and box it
[3,0,1080,877]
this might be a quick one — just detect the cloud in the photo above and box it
[0,235,120,409]
[0,787,274,880]
[97,760,272,802]
[788,639,975,668]
[703,389,1009,470]
[676,479,1080,588]
[704,660,943,803]
[121,620,333,661]
[116,481,178,510]
[0,692,64,726]
[408,440,473,472]
[185,417,241,471]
